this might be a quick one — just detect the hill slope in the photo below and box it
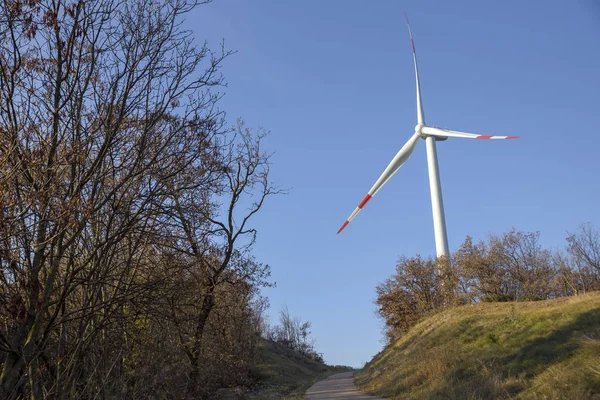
[356,292,600,399]
[249,339,351,399]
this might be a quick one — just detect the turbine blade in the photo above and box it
[421,126,519,140]
[338,132,421,234]
[405,13,425,125]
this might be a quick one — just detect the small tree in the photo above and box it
[162,121,280,396]
[375,255,456,341]
[267,306,323,362]
[567,223,600,291]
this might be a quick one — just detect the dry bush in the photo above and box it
[376,255,462,341]
[377,227,600,341]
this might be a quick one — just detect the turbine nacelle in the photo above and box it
[416,124,448,141]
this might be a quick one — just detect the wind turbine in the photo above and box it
[337,16,518,258]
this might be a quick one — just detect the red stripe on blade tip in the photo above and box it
[358,194,372,209]
[476,135,493,139]
[506,136,519,139]
[337,221,349,234]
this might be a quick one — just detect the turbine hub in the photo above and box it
[415,124,424,136]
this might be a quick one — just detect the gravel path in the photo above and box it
[305,372,385,399]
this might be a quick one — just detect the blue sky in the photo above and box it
[189,1,600,367]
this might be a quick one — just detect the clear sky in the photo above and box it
[189,0,600,367]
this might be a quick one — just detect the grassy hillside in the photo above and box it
[356,292,600,399]
[248,339,352,399]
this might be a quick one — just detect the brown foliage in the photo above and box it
[455,229,555,302]
[376,226,600,341]
[376,256,461,341]
[0,1,279,398]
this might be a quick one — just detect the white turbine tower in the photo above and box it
[337,15,519,258]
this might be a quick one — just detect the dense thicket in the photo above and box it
[0,1,278,398]
[376,225,600,341]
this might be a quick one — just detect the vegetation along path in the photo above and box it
[305,372,385,399]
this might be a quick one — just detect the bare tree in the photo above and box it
[0,0,233,397]
[498,229,554,301]
[267,306,322,362]
[161,120,281,396]
[567,223,600,289]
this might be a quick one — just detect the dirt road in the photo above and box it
[305,372,385,399]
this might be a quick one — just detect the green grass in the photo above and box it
[248,339,352,399]
[356,292,600,399]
